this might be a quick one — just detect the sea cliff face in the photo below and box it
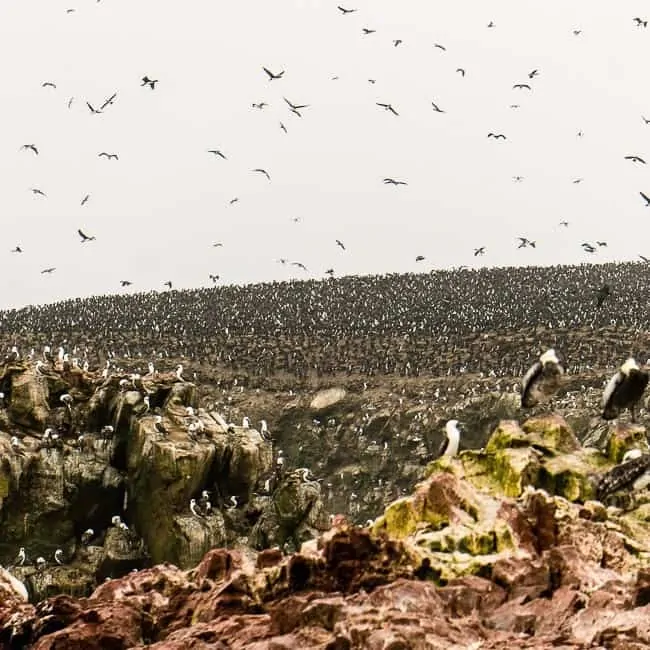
[4,408,650,648]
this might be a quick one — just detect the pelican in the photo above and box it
[521,349,565,408]
[602,358,649,422]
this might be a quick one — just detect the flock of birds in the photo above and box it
[3,4,650,304]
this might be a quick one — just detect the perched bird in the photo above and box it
[521,349,565,408]
[141,76,158,89]
[189,498,204,517]
[16,547,26,566]
[602,358,649,422]
[154,415,168,436]
[54,549,64,565]
[81,528,94,545]
[78,229,95,242]
[437,420,461,458]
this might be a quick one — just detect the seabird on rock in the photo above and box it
[602,358,649,422]
[175,365,184,381]
[189,498,203,517]
[437,420,461,458]
[35,557,46,571]
[111,515,123,527]
[54,549,64,565]
[242,416,250,428]
[16,547,26,566]
[225,495,238,510]
[521,349,565,408]
[154,415,168,436]
[81,528,94,545]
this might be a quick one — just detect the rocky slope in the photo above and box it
[3,414,650,648]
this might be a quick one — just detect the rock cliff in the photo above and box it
[5,413,650,648]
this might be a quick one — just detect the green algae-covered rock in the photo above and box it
[605,423,648,463]
[521,414,582,454]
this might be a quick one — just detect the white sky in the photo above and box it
[1,0,649,309]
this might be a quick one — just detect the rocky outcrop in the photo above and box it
[5,413,650,647]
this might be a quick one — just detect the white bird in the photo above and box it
[175,365,184,381]
[190,498,203,517]
[81,528,94,545]
[437,420,461,457]
[54,549,64,565]
[35,557,46,571]
[225,495,238,510]
[111,515,122,527]
[16,547,26,566]
[242,416,250,428]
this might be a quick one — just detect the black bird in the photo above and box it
[11,246,22,253]
[362,28,376,35]
[212,242,223,248]
[120,280,132,287]
[487,133,507,140]
[209,274,220,283]
[596,284,611,308]
[582,243,596,253]
[30,188,46,197]
[559,221,569,227]
[21,144,38,155]
[229,197,239,205]
[81,194,90,206]
[640,191,650,206]
[415,255,425,262]
[41,267,56,274]
[291,261,308,271]
[336,239,346,250]
[383,178,407,186]
[517,237,531,248]
[456,68,465,77]
[573,178,584,184]
[42,81,57,89]
[625,155,646,164]
[513,83,532,90]
[163,281,172,289]
[337,6,356,14]
[86,102,102,114]
[325,268,335,276]
[634,17,648,27]
[434,43,446,51]
[98,152,118,160]
[597,241,607,247]
[528,69,539,79]
[207,150,227,159]
[521,349,565,408]
[376,102,399,116]
[252,168,271,180]
[141,76,158,89]
[602,358,649,422]
[100,93,117,110]
[280,122,287,133]
[393,39,402,47]
[263,67,285,81]
[643,116,650,125]
[474,247,485,256]
[640,255,650,263]
[252,102,268,110]
[431,101,445,113]
[78,229,95,242]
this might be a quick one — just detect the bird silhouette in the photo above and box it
[337,6,356,14]
[415,255,425,262]
[30,188,46,197]
[474,247,486,256]
[625,155,646,164]
[376,102,399,116]
[141,76,158,89]
[41,267,56,274]
[41,81,56,89]
[207,150,227,159]
[640,191,650,206]
[86,102,103,114]
[209,274,220,283]
[291,261,308,271]
[98,152,119,160]
[336,239,346,250]
[513,83,532,90]
[120,280,132,287]
[362,28,376,35]
[393,39,402,47]
[487,133,507,139]
[163,281,172,289]
[78,229,95,242]
[434,43,446,51]
[11,246,22,253]
[81,194,90,206]
[100,93,117,110]
[528,69,539,79]
[431,101,445,113]
[383,178,407,186]
[252,168,271,180]
[252,102,268,109]
[263,67,285,80]
[21,144,38,155]
[456,68,465,77]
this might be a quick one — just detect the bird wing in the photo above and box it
[436,435,449,457]
[641,191,650,203]
[521,360,542,407]
[78,229,88,239]
[262,67,273,78]
[602,370,623,410]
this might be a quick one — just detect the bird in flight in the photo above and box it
[559,220,569,227]
[163,281,172,289]
[625,155,646,164]
[415,255,425,262]
[86,102,103,114]
[21,144,38,155]
[513,84,532,90]
[325,268,335,276]
[212,243,224,249]
[291,261,308,271]
[120,280,132,287]
[30,188,46,197]
[252,168,271,180]
[640,255,650,263]
[280,122,287,133]
[263,67,285,81]
[11,246,22,253]
[582,242,596,253]
[337,6,356,14]
[81,194,90,206]
[434,43,446,51]
[517,237,536,249]
[100,93,118,110]
[431,101,445,113]
[376,102,399,116]
[209,274,220,283]
[252,102,268,110]
[229,197,239,205]
[336,239,346,250]
[284,97,309,115]
[383,178,407,186]
[597,241,608,247]
[642,116,650,125]
[41,81,56,89]
[634,17,648,27]
[528,69,540,79]
[207,150,227,159]
[640,191,650,206]
[573,178,584,184]
[78,229,95,243]
[474,247,486,256]
[362,28,376,35]
[141,76,158,89]
[98,152,119,160]
[456,68,465,77]
[393,39,402,47]
[487,133,507,140]
[513,176,524,182]
[41,267,56,274]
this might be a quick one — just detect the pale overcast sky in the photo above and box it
[0,1,649,309]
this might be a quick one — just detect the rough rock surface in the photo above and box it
[5,413,650,647]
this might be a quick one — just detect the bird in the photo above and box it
[41,267,56,274]
[42,81,57,89]
[86,102,103,114]
[393,39,402,47]
[284,97,309,112]
[643,116,650,125]
[528,69,539,79]
[263,67,285,81]
[634,17,648,28]
[120,280,132,287]
[559,221,569,227]
[209,274,220,283]
[252,168,271,180]
[175,364,184,380]
[437,420,461,458]
[11,246,22,253]
[35,557,46,572]
[78,229,95,242]
[252,102,268,110]
[596,284,611,308]
[30,188,46,197]
[81,529,94,545]
[291,261,308,271]
[54,549,64,565]
[80,194,90,206]
[280,122,287,133]
[625,155,646,164]
[189,498,204,517]
[362,28,376,35]
[415,255,425,262]
[487,133,507,140]
[513,83,532,90]
[337,6,357,14]
[164,281,172,289]
[376,102,399,116]
[336,239,346,250]
[521,349,565,408]
[154,415,168,436]
[98,152,118,160]
[431,101,445,113]
[597,241,608,247]
[602,358,649,422]
[141,76,158,89]
[640,191,650,206]
[100,93,118,110]
[383,178,407,185]
[597,451,650,501]
[16,547,26,566]
[456,68,465,77]
[474,247,485,256]
[513,176,524,182]
[21,144,38,155]
[225,496,238,510]
[207,150,227,159]
[433,43,446,51]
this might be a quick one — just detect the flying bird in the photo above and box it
[207,150,226,159]
[291,261,308,271]
[528,69,539,79]
[141,76,158,89]
[41,81,56,89]
[474,247,485,256]
[640,255,650,263]
[212,242,223,248]
[81,194,90,206]
[415,255,425,262]
[559,221,569,227]
[284,97,309,112]
[383,178,407,186]
[625,155,646,164]
[487,133,507,140]
[336,239,346,250]
[41,267,56,274]
[280,122,287,133]
[11,246,22,253]
[376,102,399,116]
[393,39,402,47]
[431,101,445,113]
[30,188,46,197]
[252,168,271,180]
[337,6,356,14]
[98,152,119,160]
[433,43,446,51]
[362,28,376,35]
[86,102,102,114]
[21,144,38,155]
[640,191,650,206]
[209,274,220,283]
[120,280,132,287]
[78,229,95,242]
[252,102,268,110]
[456,68,465,76]
[602,358,649,422]
[263,67,285,80]
[100,93,117,110]
[521,349,565,408]
[163,281,172,289]
[513,83,532,90]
